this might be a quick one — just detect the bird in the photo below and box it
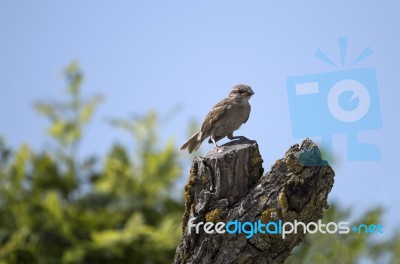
[180,84,254,154]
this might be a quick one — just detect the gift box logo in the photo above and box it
[287,37,382,163]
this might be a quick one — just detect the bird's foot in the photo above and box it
[246,137,257,143]
[229,136,255,142]
[214,146,226,153]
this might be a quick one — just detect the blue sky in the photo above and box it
[1,1,399,236]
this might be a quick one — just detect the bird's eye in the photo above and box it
[238,89,244,94]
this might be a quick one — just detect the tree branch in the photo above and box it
[174,138,335,264]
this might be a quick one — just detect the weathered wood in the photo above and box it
[174,138,335,264]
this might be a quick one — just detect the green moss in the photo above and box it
[271,158,285,172]
[182,162,198,234]
[258,195,268,204]
[237,255,249,264]
[284,154,302,174]
[200,174,209,184]
[277,188,288,216]
[176,252,188,262]
[249,147,264,180]
[261,208,279,223]
[260,208,282,240]
[205,208,222,223]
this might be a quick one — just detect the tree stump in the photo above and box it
[174,138,335,264]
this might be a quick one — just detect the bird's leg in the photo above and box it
[210,134,219,148]
[210,134,223,152]
[227,133,256,143]
[227,133,247,141]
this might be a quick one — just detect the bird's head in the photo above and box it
[228,84,255,102]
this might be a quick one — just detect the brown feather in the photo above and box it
[200,98,232,137]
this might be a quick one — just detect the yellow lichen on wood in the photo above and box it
[182,162,198,234]
[205,208,222,223]
[284,154,302,174]
[278,188,288,216]
[261,208,279,223]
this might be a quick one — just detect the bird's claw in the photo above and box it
[215,146,225,153]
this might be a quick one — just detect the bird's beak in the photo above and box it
[248,90,255,96]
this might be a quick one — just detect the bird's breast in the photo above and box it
[211,101,250,135]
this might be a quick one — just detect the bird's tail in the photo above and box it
[180,132,203,154]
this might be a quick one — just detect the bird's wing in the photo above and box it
[200,98,231,136]
[243,104,251,123]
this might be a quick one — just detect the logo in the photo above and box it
[286,37,382,163]
[188,217,383,239]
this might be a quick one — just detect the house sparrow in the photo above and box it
[180,84,254,153]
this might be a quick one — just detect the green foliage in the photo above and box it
[0,63,183,264]
[286,204,400,263]
[35,62,103,160]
